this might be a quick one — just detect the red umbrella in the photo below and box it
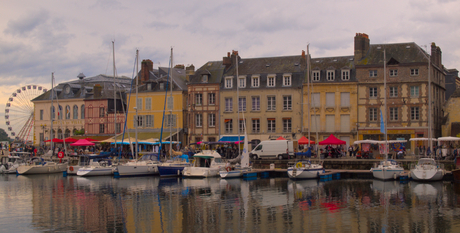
[276,136,286,140]
[85,138,98,142]
[44,138,64,143]
[319,134,346,145]
[70,139,95,146]
[63,137,78,143]
[298,136,315,145]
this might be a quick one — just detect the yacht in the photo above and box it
[0,155,26,174]
[287,160,324,179]
[116,153,160,177]
[17,157,67,175]
[158,155,191,177]
[410,158,444,181]
[371,159,404,180]
[182,150,226,178]
[76,155,116,177]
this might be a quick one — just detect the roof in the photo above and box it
[189,61,225,84]
[225,55,306,76]
[138,67,187,93]
[355,43,428,66]
[310,55,356,83]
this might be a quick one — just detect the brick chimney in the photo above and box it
[223,52,231,68]
[302,50,305,59]
[94,84,102,98]
[354,33,370,62]
[186,64,195,82]
[141,59,153,83]
[431,42,442,67]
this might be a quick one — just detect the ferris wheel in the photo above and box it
[5,85,47,142]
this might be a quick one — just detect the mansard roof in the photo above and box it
[189,60,225,84]
[355,42,428,66]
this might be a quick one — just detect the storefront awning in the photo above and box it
[218,136,245,142]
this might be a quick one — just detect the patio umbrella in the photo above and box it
[319,134,346,145]
[298,136,315,144]
[70,139,95,146]
[44,138,64,143]
[63,137,78,143]
[276,136,286,140]
[85,138,98,142]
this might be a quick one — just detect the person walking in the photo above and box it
[348,145,353,157]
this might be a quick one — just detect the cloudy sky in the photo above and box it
[1,0,459,139]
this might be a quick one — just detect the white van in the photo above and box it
[249,140,295,160]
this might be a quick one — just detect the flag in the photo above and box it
[380,110,385,134]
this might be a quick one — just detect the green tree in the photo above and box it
[0,128,11,142]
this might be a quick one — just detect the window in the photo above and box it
[342,70,350,81]
[73,105,78,119]
[252,119,260,133]
[410,86,419,97]
[283,118,291,133]
[239,97,246,112]
[267,76,275,87]
[267,96,276,111]
[369,70,377,77]
[411,107,420,120]
[65,105,71,119]
[312,71,320,81]
[327,70,335,81]
[340,92,350,107]
[369,108,378,121]
[99,107,105,117]
[196,114,202,127]
[116,123,121,133]
[167,96,173,110]
[390,107,398,121]
[58,105,62,120]
[81,105,85,119]
[209,113,216,127]
[225,77,233,88]
[147,83,152,90]
[283,75,291,86]
[160,83,164,90]
[40,110,43,120]
[134,115,144,127]
[311,93,320,107]
[326,93,335,107]
[252,96,260,111]
[390,69,398,77]
[99,124,105,134]
[325,115,335,132]
[283,96,292,110]
[267,118,276,133]
[369,87,377,98]
[146,115,153,127]
[225,119,232,133]
[208,93,216,105]
[252,76,260,87]
[137,98,142,110]
[202,74,208,82]
[166,114,176,127]
[389,87,398,97]
[410,68,419,76]
[145,98,152,110]
[340,115,350,132]
[238,77,246,88]
[195,94,202,105]
[51,106,55,120]
[239,119,245,133]
[225,98,233,112]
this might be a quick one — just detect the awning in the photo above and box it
[218,136,245,142]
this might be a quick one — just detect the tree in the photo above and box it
[0,128,11,142]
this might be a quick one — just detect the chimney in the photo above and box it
[431,42,442,67]
[186,64,195,82]
[223,51,231,68]
[175,64,185,69]
[301,50,305,59]
[354,33,370,62]
[94,84,102,98]
[141,59,153,84]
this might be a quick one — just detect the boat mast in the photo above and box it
[113,41,117,147]
[169,47,173,156]
[306,44,311,149]
[384,49,388,160]
[135,50,139,160]
[50,72,54,156]
[236,53,240,156]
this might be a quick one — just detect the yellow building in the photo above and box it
[126,61,188,143]
[303,55,358,146]
[442,89,460,137]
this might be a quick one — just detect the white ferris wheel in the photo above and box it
[5,85,47,142]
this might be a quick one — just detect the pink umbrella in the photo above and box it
[70,139,95,146]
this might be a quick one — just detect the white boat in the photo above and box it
[0,155,26,174]
[287,160,324,179]
[410,158,444,181]
[371,160,404,180]
[116,153,160,177]
[182,150,226,177]
[77,159,116,177]
[17,158,67,175]
[67,155,91,175]
[158,156,192,177]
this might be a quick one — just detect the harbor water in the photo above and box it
[1,174,460,232]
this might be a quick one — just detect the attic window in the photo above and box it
[294,63,299,66]
[333,59,337,62]
[377,46,382,50]
[147,83,152,90]
[266,64,270,67]
[406,45,411,49]
[315,60,320,63]
[160,82,164,90]
[202,74,208,83]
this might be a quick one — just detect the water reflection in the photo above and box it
[0,174,460,232]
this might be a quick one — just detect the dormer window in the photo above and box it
[147,83,152,90]
[238,76,246,88]
[225,77,233,89]
[160,82,164,90]
[327,70,335,81]
[202,74,208,83]
[341,70,350,81]
[312,71,320,81]
[283,74,291,86]
[252,76,260,87]
[267,75,275,87]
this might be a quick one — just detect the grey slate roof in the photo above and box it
[356,43,428,66]
[189,61,225,84]
[311,55,357,83]
[138,67,187,93]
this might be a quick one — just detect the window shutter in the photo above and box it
[340,115,350,132]
[326,115,335,132]
[326,93,335,107]
[340,92,350,107]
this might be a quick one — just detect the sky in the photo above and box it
[1,0,459,139]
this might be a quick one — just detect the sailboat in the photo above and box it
[117,49,160,177]
[409,46,445,181]
[371,49,404,180]
[287,45,324,180]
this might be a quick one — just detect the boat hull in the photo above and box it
[158,165,187,177]
[183,167,220,178]
[287,167,324,179]
[117,163,159,177]
[371,167,404,180]
[17,163,66,175]
[77,167,114,176]
[220,170,243,178]
[67,165,84,175]
[410,167,444,181]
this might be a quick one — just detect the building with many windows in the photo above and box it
[354,33,445,152]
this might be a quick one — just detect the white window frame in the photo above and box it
[195,93,202,105]
[411,107,420,120]
[225,98,233,112]
[137,98,142,110]
[369,70,377,77]
[389,87,398,97]
[283,74,291,86]
[369,87,377,98]
[238,76,246,88]
[209,113,216,127]
[208,93,215,105]
[411,68,419,76]
[267,119,276,133]
[390,107,399,121]
[267,76,275,87]
[312,71,320,81]
[283,95,292,110]
[341,70,350,81]
[283,118,292,133]
[369,108,377,122]
[390,69,398,77]
[252,96,260,111]
[252,76,260,87]
[225,77,233,89]
[225,119,232,133]
[239,119,245,133]
[267,96,276,111]
[327,70,335,81]
[145,97,152,110]
[410,86,420,97]
[166,114,176,127]
[239,97,246,112]
[252,119,260,133]
[146,115,153,127]
[196,114,202,127]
